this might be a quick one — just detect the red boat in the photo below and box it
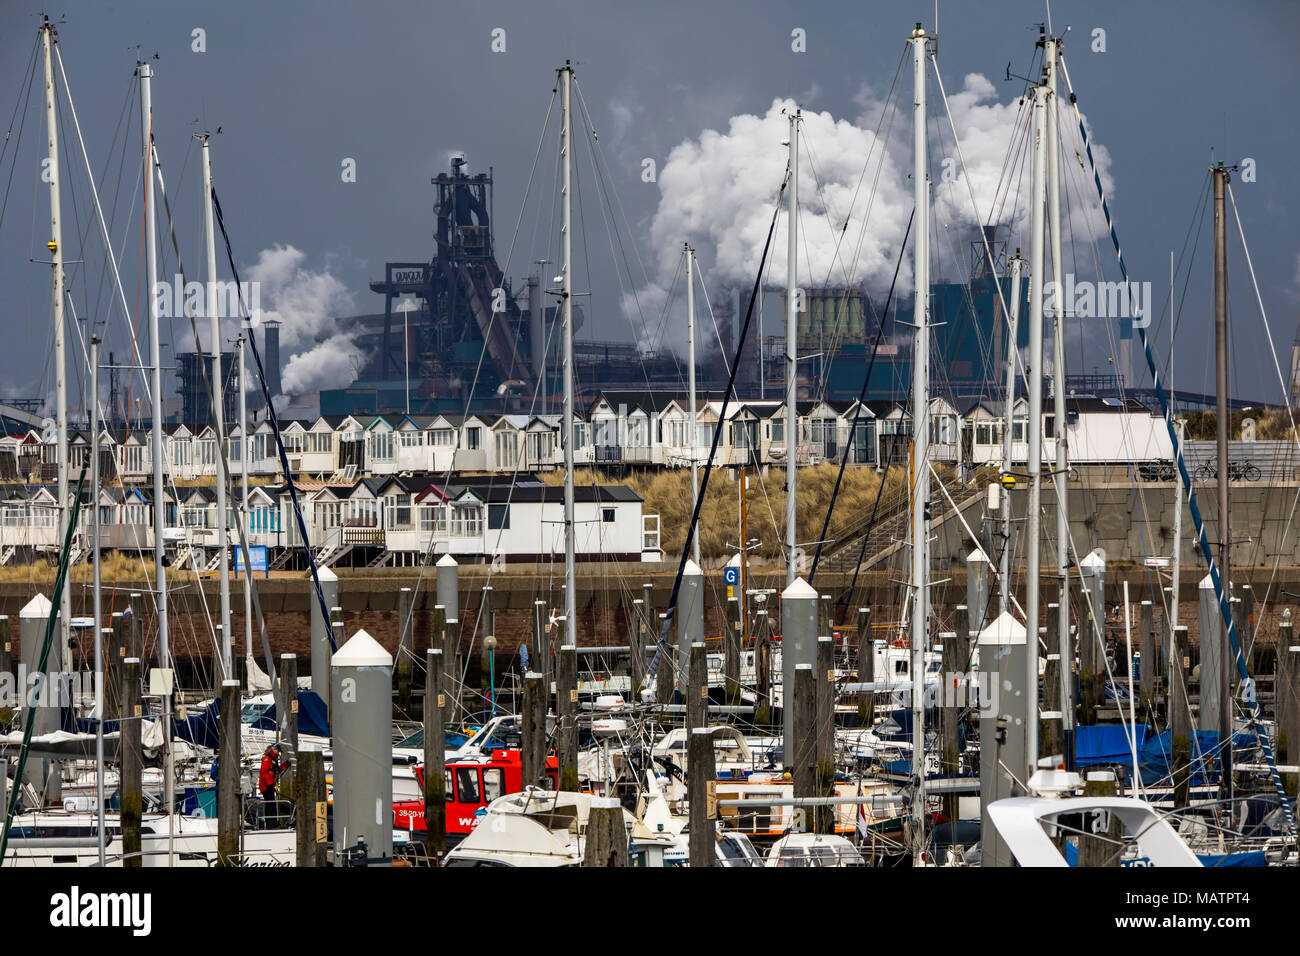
[393,750,559,839]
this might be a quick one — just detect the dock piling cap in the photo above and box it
[437,554,458,567]
[966,547,989,564]
[20,593,53,618]
[1079,548,1107,570]
[781,577,819,601]
[315,565,337,583]
[331,628,392,667]
[977,610,1027,646]
[1199,573,1216,590]
[682,559,703,577]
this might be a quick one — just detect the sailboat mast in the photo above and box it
[1024,75,1050,774]
[560,62,577,648]
[138,60,174,829]
[1045,36,1072,759]
[238,336,253,666]
[201,135,233,681]
[41,19,71,666]
[686,244,701,566]
[1212,161,1231,798]
[784,110,799,587]
[1169,253,1183,640]
[91,333,105,866]
[908,23,930,863]
[1000,254,1023,619]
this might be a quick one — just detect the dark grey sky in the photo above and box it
[3,0,1298,410]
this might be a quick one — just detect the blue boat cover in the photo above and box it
[248,690,330,739]
[1073,724,1149,766]
[1064,842,1265,867]
[1138,729,1221,787]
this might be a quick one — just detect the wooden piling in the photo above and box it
[584,796,629,867]
[953,605,972,676]
[295,748,328,867]
[1079,593,1102,727]
[106,611,124,720]
[556,642,579,791]
[655,613,673,712]
[687,727,716,867]
[423,648,447,861]
[121,657,142,868]
[725,596,741,705]
[533,600,552,697]
[1279,620,1299,796]
[754,610,771,729]
[630,598,645,693]
[1139,600,1155,710]
[1077,771,1122,867]
[792,664,816,825]
[855,607,873,724]
[0,616,11,681]
[940,628,961,824]
[522,671,546,789]
[217,679,241,867]
[814,636,835,834]
[280,654,298,801]
[688,641,707,730]
[128,592,144,659]
[443,618,460,718]
[1168,625,1191,809]
[396,587,413,715]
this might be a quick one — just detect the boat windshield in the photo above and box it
[241,702,272,723]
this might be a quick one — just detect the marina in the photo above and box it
[0,1,1296,929]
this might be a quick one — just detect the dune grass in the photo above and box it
[542,463,905,562]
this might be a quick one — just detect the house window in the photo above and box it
[450,504,482,537]
[370,431,394,461]
[465,427,481,451]
[308,432,333,454]
[602,508,615,523]
[772,420,784,444]
[487,503,510,530]
[697,423,715,447]
[1044,415,1055,439]
[420,504,448,534]
[495,431,518,466]
[525,431,555,462]
[284,432,304,453]
[400,431,423,447]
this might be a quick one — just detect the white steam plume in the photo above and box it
[631,75,1114,351]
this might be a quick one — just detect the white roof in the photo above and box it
[782,577,818,600]
[331,629,391,667]
[20,592,53,619]
[977,610,1027,646]
[1079,548,1107,570]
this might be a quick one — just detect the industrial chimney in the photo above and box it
[263,320,283,396]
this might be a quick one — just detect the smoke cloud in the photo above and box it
[632,74,1114,352]
[242,245,366,399]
